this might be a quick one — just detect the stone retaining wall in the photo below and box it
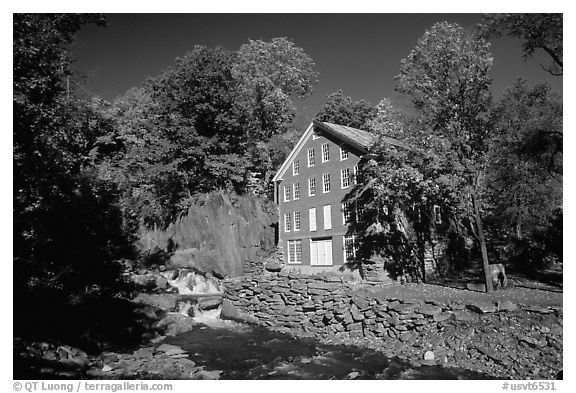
[223,271,472,340]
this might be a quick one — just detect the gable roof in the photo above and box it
[272,120,407,182]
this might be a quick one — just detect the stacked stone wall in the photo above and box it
[224,271,468,341]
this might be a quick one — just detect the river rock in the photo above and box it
[56,345,89,369]
[133,293,178,311]
[155,314,196,336]
[198,296,223,310]
[157,344,187,357]
[424,350,435,361]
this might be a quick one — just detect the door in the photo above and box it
[310,238,333,266]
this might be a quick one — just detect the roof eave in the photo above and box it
[312,120,372,153]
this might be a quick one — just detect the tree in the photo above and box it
[315,90,376,129]
[106,38,318,226]
[480,14,563,75]
[391,22,496,291]
[485,79,562,269]
[233,37,319,140]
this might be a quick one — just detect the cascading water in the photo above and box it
[162,269,222,295]
[162,269,224,324]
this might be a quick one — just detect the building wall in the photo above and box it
[277,126,364,267]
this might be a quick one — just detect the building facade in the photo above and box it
[272,121,377,270]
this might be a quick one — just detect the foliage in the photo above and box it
[315,90,376,129]
[352,22,495,286]
[480,13,563,75]
[14,14,145,349]
[233,37,319,139]
[106,39,318,227]
[505,208,562,272]
[484,80,562,269]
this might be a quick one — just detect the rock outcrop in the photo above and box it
[139,193,276,278]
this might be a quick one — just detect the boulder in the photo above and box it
[424,351,435,361]
[56,345,89,369]
[197,296,223,310]
[155,314,196,336]
[156,344,187,357]
[264,260,284,272]
[133,293,178,311]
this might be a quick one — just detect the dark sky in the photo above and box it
[72,13,562,126]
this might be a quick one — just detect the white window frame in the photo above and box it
[287,240,302,264]
[434,205,442,224]
[323,204,332,230]
[284,184,291,202]
[322,173,331,193]
[312,133,320,140]
[342,202,352,225]
[340,146,349,160]
[293,182,300,200]
[309,208,317,232]
[353,165,359,184]
[344,235,357,263]
[341,168,350,189]
[308,177,316,196]
[307,148,315,167]
[294,211,301,231]
[292,160,299,176]
[284,212,291,232]
[322,143,330,162]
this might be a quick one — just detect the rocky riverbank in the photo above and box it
[222,271,563,379]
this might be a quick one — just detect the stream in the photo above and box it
[162,268,490,380]
[165,318,490,380]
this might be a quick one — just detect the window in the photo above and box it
[344,235,358,262]
[322,173,331,193]
[293,160,299,175]
[307,149,315,167]
[340,146,349,160]
[284,213,291,232]
[341,168,350,189]
[383,205,389,216]
[434,205,442,224]
[294,211,301,231]
[287,240,302,264]
[323,205,332,230]
[309,208,317,231]
[284,185,291,202]
[293,182,300,200]
[342,202,352,225]
[356,203,364,222]
[322,143,330,162]
[353,165,359,184]
[308,178,316,196]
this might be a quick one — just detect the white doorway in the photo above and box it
[310,238,333,266]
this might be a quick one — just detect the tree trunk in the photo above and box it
[472,193,493,293]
